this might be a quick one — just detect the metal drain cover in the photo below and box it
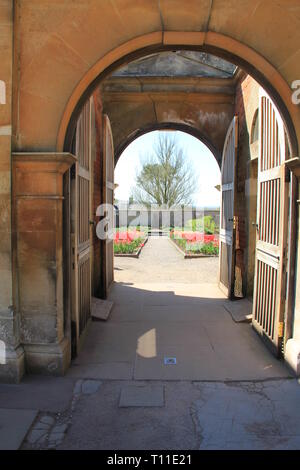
[164,357,177,365]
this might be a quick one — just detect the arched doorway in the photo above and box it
[8,29,300,381]
[66,46,295,373]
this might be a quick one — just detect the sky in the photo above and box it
[114,131,221,208]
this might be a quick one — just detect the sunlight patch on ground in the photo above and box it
[137,328,157,359]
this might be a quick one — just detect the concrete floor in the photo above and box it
[69,237,289,382]
[1,236,300,450]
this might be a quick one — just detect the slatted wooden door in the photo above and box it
[101,115,114,298]
[71,99,92,350]
[219,116,238,298]
[252,89,288,356]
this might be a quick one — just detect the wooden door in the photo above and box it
[71,99,92,352]
[252,89,288,356]
[101,115,115,298]
[219,116,238,298]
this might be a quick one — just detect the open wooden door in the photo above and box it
[71,99,93,354]
[100,115,115,298]
[219,116,238,298]
[252,89,288,356]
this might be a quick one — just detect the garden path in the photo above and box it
[115,235,218,284]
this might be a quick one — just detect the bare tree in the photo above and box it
[132,133,197,208]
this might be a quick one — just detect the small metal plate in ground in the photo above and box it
[0,408,38,450]
[164,357,177,365]
[91,297,113,321]
[119,385,164,407]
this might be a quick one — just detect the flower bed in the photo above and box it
[114,230,147,256]
[170,230,219,257]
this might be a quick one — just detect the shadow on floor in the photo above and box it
[68,281,290,382]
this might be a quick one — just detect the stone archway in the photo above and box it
[55,32,299,156]
[3,1,300,382]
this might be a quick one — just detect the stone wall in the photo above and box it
[12,153,75,378]
[116,208,220,231]
[294,190,300,341]
[8,1,300,156]
[0,1,24,382]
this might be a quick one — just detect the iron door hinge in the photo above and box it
[278,322,284,338]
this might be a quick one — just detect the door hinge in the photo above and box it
[278,321,284,338]
[233,215,238,230]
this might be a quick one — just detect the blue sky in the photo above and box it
[114,131,221,208]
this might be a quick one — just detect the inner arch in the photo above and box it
[114,122,221,167]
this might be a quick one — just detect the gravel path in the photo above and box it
[114,236,219,284]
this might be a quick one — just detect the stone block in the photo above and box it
[285,339,300,376]
[119,385,164,407]
[24,338,71,376]
[0,268,13,312]
[20,314,59,344]
[0,345,25,383]
[0,314,21,348]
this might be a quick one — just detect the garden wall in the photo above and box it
[115,208,220,231]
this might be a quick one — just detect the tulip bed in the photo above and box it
[170,230,219,256]
[114,229,147,255]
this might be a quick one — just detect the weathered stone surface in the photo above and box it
[40,415,55,426]
[0,375,75,412]
[119,385,164,407]
[0,345,25,384]
[3,0,298,154]
[12,153,75,377]
[48,432,65,444]
[113,51,236,78]
[91,297,113,321]
[102,74,234,165]
[81,380,102,395]
[0,0,23,385]
[24,338,71,376]
[27,428,48,445]
[57,379,300,450]
[285,339,300,376]
[223,298,253,323]
[51,424,68,434]
[0,408,38,450]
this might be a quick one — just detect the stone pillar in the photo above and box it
[285,158,300,376]
[0,1,24,382]
[12,153,76,376]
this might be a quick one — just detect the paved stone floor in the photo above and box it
[1,236,300,450]
[69,237,289,382]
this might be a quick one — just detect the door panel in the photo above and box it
[252,89,288,356]
[219,116,238,298]
[101,115,115,297]
[71,99,92,352]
